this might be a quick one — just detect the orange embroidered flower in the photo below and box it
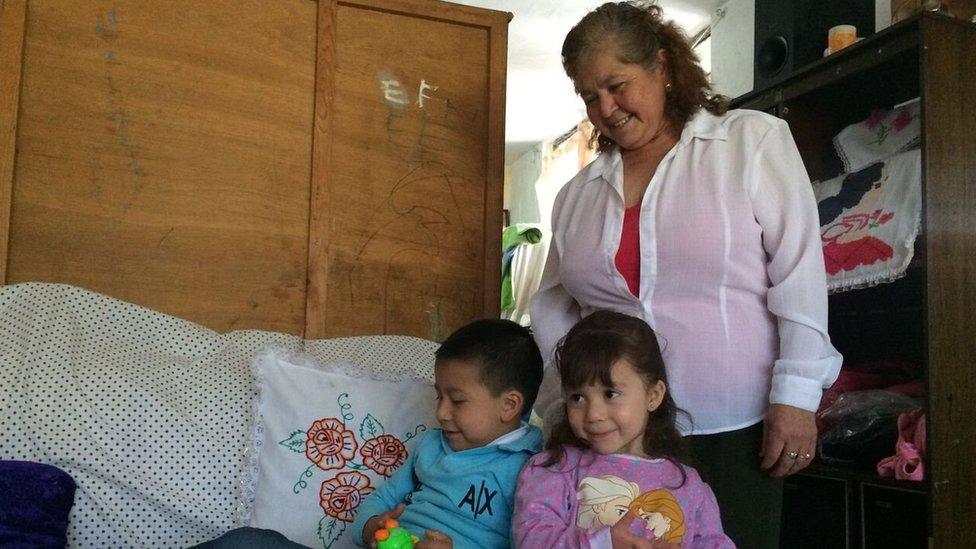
[319,471,374,522]
[360,435,408,477]
[306,417,358,471]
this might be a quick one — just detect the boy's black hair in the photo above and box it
[435,318,544,415]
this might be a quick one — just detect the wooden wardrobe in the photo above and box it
[734,13,975,549]
[0,0,509,340]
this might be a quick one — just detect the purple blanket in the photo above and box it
[0,461,76,548]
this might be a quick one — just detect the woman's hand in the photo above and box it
[416,530,452,548]
[363,504,405,547]
[610,510,680,548]
[760,403,818,477]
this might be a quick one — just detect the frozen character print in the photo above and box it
[629,489,685,544]
[576,475,641,528]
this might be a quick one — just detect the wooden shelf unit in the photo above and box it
[733,13,976,549]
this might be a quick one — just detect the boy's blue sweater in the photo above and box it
[351,426,542,548]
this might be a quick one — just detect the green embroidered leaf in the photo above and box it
[318,516,346,548]
[278,430,306,453]
[360,414,383,440]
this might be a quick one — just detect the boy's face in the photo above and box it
[434,359,517,451]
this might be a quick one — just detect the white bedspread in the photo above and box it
[0,283,436,548]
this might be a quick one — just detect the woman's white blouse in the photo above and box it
[530,109,842,435]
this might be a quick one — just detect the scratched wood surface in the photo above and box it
[0,0,27,284]
[4,0,316,333]
[308,0,508,340]
[0,0,508,338]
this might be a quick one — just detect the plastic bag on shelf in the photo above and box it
[816,389,923,468]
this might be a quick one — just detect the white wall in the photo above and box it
[710,0,755,99]
[875,1,892,32]
[506,145,544,225]
[710,0,894,100]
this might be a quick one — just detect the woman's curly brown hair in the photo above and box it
[561,1,729,151]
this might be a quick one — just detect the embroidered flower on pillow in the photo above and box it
[276,392,426,548]
[360,435,407,477]
[306,418,359,471]
[319,471,375,522]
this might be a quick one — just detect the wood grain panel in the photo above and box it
[483,7,508,321]
[6,0,316,333]
[305,0,338,339]
[0,0,27,282]
[308,0,507,340]
[920,15,976,549]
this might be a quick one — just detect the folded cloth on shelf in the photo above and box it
[813,148,921,293]
[833,99,920,173]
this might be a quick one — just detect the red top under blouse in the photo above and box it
[615,203,641,297]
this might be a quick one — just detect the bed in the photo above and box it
[0,282,439,547]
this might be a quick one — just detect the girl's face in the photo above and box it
[565,359,666,456]
[572,40,671,153]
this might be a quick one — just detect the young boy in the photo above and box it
[351,318,544,549]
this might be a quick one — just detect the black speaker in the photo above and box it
[754,0,876,90]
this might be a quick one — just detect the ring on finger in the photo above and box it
[787,450,799,459]
[798,452,813,460]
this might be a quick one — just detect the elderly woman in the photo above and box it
[530,2,842,547]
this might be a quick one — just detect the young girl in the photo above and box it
[514,311,734,548]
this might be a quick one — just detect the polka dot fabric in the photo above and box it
[0,283,300,547]
[303,335,437,383]
[0,283,439,548]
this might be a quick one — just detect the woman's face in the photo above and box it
[573,41,670,152]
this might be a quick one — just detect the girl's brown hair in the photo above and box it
[561,1,729,151]
[540,311,689,482]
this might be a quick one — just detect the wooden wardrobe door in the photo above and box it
[306,0,508,340]
[0,0,316,333]
[0,0,508,337]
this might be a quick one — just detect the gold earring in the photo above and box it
[665,82,672,93]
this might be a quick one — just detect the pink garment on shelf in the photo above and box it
[877,409,926,481]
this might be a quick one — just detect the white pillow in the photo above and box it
[241,347,438,549]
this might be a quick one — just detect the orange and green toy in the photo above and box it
[374,519,418,549]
